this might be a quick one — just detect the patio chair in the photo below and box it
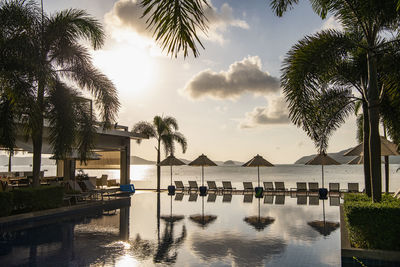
[309,196,319,205]
[188,193,198,202]
[222,181,236,192]
[188,181,199,191]
[174,181,187,191]
[207,181,222,192]
[348,183,359,193]
[329,183,340,196]
[222,193,232,203]
[274,182,287,193]
[264,195,274,204]
[243,182,253,192]
[96,174,108,188]
[243,194,253,203]
[263,182,274,193]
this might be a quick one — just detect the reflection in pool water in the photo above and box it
[0,192,341,266]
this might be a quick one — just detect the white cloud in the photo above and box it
[321,16,343,31]
[104,0,248,46]
[183,56,280,100]
[240,95,290,128]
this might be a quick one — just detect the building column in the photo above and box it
[120,139,130,185]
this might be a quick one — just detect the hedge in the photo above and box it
[0,192,13,217]
[343,193,400,251]
[13,186,64,212]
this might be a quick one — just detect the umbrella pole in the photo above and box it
[170,194,172,217]
[202,165,204,186]
[258,166,260,187]
[170,165,173,186]
[321,164,324,188]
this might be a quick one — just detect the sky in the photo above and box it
[44,0,358,164]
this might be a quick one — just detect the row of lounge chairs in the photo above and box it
[172,192,341,206]
[174,180,359,194]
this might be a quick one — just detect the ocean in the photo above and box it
[4,163,398,192]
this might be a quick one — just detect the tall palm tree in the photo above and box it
[132,115,187,191]
[282,28,400,198]
[0,0,119,186]
[275,0,400,202]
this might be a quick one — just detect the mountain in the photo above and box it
[294,149,400,164]
[223,160,244,166]
[130,156,156,165]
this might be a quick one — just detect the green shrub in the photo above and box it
[344,193,400,250]
[13,186,64,212]
[0,192,13,217]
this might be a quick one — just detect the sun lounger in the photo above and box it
[263,182,274,192]
[330,196,340,206]
[308,182,319,192]
[222,181,236,192]
[291,182,307,194]
[207,193,217,202]
[243,194,253,203]
[297,195,307,205]
[243,182,253,192]
[275,195,285,205]
[348,183,359,193]
[175,193,184,201]
[309,196,319,205]
[207,181,222,192]
[174,181,188,191]
[222,193,232,203]
[264,195,274,204]
[188,181,199,191]
[66,180,90,202]
[394,188,400,199]
[188,193,198,202]
[274,182,287,193]
[329,183,340,195]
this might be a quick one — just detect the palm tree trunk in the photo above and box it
[8,153,11,172]
[157,139,161,192]
[367,51,381,202]
[383,126,389,193]
[32,80,45,187]
[362,102,371,197]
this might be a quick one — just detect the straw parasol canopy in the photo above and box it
[305,153,340,188]
[343,136,399,156]
[307,200,339,236]
[244,198,275,231]
[188,154,217,187]
[243,154,274,187]
[189,196,217,228]
[159,154,186,187]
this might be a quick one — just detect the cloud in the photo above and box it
[184,56,280,100]
[321,16,343,31]
[105,0,248,45]
[240,95,290,128]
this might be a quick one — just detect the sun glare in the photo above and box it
[91,33,157,96]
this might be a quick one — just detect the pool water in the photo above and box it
[0,192,341,266]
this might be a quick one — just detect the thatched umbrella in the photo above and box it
[244,198,275,231]
[242,154,274,188]
[159,154,186,193]
[307,200,339,237]
[189,196,217,228]
[189,154,217,194]
[344,136,399,192]
[305,153,340,188]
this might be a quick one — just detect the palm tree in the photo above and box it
[132,116,187,191]
[275,0,400,202]
[0,0,119,186]
[140,0,209,58]
[282,28,400,198]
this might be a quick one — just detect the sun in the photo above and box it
[91,33,157,96]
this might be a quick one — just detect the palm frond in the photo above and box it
[140,0,209,58]
[0,93,16,151]
[132,121,157,144]
[163,116,179,131]
[172,132,187,153]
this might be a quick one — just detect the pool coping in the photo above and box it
[340,205,400,262]
[0,197,131,232]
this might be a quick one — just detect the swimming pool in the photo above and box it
[0,192,341,266]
